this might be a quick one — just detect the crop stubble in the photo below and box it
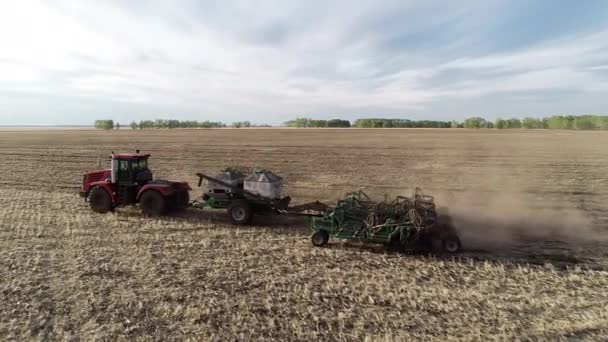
[0,128,607,340]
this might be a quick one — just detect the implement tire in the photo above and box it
[442,235,462,254]
[88,186,112,213]
[140,190,166,216]
[387,234,403,251]
[227,200,253,225]
[311,230,329,247]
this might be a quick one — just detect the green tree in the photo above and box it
[140,120,154,129]
[573,116,596,130]
[463,117,486,129]
[129,121,138,130]
[546,116,565,129]
[522,117,543,129]
[326,119,351,127]
[596,116,608,130]
[284,117,311,127]
[94,120,114,130]
[506,118,522,129]
[354,119,372,128]
[232,121,251,128]
[495,118,506,129]
[565,116,575,129]
[308,119,327,127]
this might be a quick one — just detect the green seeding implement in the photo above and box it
[310,189,461,253]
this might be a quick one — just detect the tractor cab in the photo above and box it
[110,151,153,186]
[109,151,153,204]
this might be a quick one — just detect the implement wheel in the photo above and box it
[387,234,403,251]
[140,190,166,216]
[311,230,329,247]
[227,200,253,225]
[88,186,112,213]
[442,235,462,254]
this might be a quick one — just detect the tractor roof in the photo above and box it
[111,153,150,160]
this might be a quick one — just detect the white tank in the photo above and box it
[244,170,282,199]
[207,169,243,193]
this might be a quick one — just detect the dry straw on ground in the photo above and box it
[0,128,607,340]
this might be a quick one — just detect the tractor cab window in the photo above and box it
[133,158,148,171]
[119,160,130,171]
[115,159,133,184]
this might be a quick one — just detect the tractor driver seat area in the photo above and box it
[135,169,153,184]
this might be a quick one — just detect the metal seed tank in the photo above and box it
[244,170,282,199]
[207,168,243,194]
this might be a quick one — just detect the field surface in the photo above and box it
[1,128,607,341]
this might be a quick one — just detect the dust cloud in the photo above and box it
[435,191,603,250]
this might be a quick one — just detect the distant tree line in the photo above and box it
[232,121,251,128]
[127,119,227,129]
[493,118,523,129]
[543,115,608,130]
[492,115,608,130]
[462,117,493,129]
[353,118,452,128]
[94,115,608,130]
[284,118,351,127]
[350,115,608,130]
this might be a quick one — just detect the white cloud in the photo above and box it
[433,30,608,97]
[0,0,607,124]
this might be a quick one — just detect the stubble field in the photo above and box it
[1,128,607,341]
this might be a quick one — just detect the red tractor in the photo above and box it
[79,151,191,215]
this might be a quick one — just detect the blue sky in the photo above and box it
[1,0,607,125]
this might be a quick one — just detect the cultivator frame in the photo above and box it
[310,189,461,253]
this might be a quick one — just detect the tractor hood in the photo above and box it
[81,169,112,195]
[83,169,111,185]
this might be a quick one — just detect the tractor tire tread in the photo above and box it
[140,190,167,216]
[88,186,112,213]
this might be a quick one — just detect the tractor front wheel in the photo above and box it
[88,186,112,213]
[227,200,253,225]
[140,190,167,216]
[311,230,329,247]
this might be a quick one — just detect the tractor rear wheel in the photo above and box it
[140,190,166,216]
[311,230,329,247]
[174,190,190,212]
[227,200,253,225]
[88,186,112,213]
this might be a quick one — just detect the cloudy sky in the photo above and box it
[1,0,608,125]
